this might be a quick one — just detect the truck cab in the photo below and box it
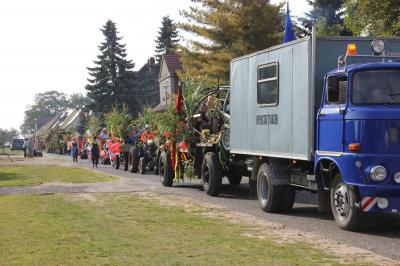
[317,43,400,229]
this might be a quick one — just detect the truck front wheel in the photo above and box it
[257,163,283,213]
[331,174,362,231]
[201,152,222,196]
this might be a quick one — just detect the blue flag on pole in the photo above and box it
[283,2,296,43]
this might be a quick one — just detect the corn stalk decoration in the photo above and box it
[104,106,133,140]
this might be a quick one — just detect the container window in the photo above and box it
[257,63,278,105]
[327,76,347,104]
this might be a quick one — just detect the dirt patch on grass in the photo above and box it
[67,193,104,205]
[135,192,399,266]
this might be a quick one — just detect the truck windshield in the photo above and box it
[352,69,400,104]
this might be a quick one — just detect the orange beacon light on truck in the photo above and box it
[346,43,357,56]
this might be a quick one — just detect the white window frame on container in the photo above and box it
[257,61,279,106]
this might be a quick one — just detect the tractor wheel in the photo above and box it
[160,152,173,187]
[115,155,120,169]
[154,153,160,175]
[129,147,139,173]
[139,157,146,174]
[201,152,222,196]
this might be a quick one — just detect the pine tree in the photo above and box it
[179,0,283,82]
[154,16,180,62]
[86,20,141,115]
[300,0,352,36]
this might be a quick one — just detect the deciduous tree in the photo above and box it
[344,0,400,36]
[21,91,70,135]
[179,0,283,82]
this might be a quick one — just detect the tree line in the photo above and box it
[20,0,399,135]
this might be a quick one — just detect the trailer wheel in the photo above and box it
[331,174,362,231]
[160,152,173,187]
[201,152,222,196]
[280,185,295,212]
[139,157,146,174]
[257,163,282,213]
[129,147,139,173]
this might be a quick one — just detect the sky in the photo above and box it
[0,0,310,131]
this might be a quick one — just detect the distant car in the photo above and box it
[10,138,24,151]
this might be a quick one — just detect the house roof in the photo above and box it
[163,54,182,74]
[59,109,81,130]
[153,102,166,113]
[37,113,63,136]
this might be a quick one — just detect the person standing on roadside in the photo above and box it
[26,138,34,157]
[91,136,100,168]
[71,138,79,162]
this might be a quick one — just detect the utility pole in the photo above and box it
[34,118,38,147]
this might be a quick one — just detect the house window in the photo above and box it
[257,62,279,105]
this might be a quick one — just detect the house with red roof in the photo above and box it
[154,54,182,112]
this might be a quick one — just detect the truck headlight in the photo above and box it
[394,172,400,184]
[371,39,385,55]
[370,165,387,182]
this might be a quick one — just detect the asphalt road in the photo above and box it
[29,154,400,260]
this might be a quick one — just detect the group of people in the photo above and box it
[23,138,34,158]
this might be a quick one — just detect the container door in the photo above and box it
[317,75,347,153]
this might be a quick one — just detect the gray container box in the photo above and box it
[229,36,400,161]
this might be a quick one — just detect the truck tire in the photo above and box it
[139,157,146,174]
[160,152,173,187]
[129,147,139,173]
[257,163,282,213]
[201,152,222,196]
[331,173,362,231]
[280,185,295,212]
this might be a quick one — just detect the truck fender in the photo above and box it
[268,158,291,185]
[314,157,342,190]
[250,156,263,181]
[251,157,290,185]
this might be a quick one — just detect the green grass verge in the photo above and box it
[0,165,116,186]
[0,193,344,265]
[0,148,23,156]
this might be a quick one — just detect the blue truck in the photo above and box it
[228,31,400,230]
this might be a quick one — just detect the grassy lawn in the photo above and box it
[0,193,343,266]
[0,165,116,186]
[0,147,23,156]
